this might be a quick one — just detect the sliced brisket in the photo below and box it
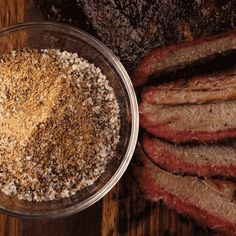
[142,68,236,105]
[132,31,236,86]
[142,136,236,177]
[140,100,236,143]
[133,144,236,236]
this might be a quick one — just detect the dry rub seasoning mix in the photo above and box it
[0,49,120,201]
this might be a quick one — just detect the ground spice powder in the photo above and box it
[0,49,120,201]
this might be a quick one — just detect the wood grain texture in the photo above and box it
[102,184,119,236]
[1,198,103,236]
[0,215,22,236]
[22,202,102,236]
[0,0,28,27]
[0,1,229,236]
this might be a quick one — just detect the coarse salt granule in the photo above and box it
[0,49,120,201]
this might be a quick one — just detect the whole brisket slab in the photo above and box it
[37,0,236,70]
[142,136,236,177]
[133,144,236,236]
[79,0,236,71]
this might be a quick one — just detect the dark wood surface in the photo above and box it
[0,1,227,236]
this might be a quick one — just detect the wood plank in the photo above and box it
[21,202,102,236]
[0,202,102,236]
[0,0,29,28]
[102,184,119,236]
[0,215,23,236]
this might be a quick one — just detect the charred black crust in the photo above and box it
[36,0,235,71]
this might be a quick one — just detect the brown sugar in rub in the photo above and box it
[0,49,120,201]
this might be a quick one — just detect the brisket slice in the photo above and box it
[132,31,236,86]
[133,144,236,236]
[140,100,236,143]
[142,68,236,105]
[142,136,236,177]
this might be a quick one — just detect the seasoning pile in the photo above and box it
[0,49,120,201]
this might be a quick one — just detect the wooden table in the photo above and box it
[0,1,226,235]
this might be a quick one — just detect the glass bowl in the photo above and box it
[0,22,139,218]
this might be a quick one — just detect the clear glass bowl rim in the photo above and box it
[0,21,139,218]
